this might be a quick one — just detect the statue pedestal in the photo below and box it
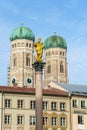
[32,62,45,130]
[33,61,45,72]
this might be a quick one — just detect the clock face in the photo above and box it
[12,78,16,84]
[27,77,32,84]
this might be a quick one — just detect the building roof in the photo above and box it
[49,81,87,96]
[0,86,69,97]
[10,26,35,42]
[44,35,67,50]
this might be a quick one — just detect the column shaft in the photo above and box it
[35,71,43,130]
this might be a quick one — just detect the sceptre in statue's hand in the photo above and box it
[34,38,43,62]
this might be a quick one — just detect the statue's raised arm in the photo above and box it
[34,38,43,62]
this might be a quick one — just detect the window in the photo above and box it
[63,52,65,56]
[13,57,17,66]
[29,44,31,47]
[30,101,35,109]
[60,62,64,73]
[43,117,48,125]
[60,51,62,55]
[18,100,23,108]
[52,51,54,55]
[26,43,28,47]
[56,51,58,55]
[81,100,86,108]
[48,52,50,56]
[12,45,14,48]
[30,116,36,125]
[60,117,66,126]
[17,116,24,125]
[47,65,51,73]
[4,115,11,124]
[46,52,47,56]
[18,43,20,47]
[43,101,48,110]
[78,115,83,124]
[73,99,78,108]
[60,102,65,111]
[51,102,57,110]
[26,54,30,66]
[5,99,11,108]
[51,117,56,126]
[22,43,24,47]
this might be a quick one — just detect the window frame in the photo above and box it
[26,54,30,66]
[17,100,23,109]
[47,65,51,73]
[72,99,78,108]
[30,101,35,109]
[78,115,83,124]
[81,100,86,109]
[43,117,48,126]
[17,115,24,125]
[51,102,57,111]
[51,117,57,126]
[43,101,48,110]
[60,62,64,73]
[60,102,66,111]
[5,99,11,108]
[30,116,36,125]
[4,115,11,125]
[13,57,17,66]
[60,117,66,126]
[26,43,28,47]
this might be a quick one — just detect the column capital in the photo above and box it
[32,62,45,72]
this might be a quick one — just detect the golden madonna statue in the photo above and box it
[34,38,43,62]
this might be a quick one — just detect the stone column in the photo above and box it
[32,61,45,130]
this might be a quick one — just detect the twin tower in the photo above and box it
[8,25,68,88]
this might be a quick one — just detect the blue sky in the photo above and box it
[0,0,87,85]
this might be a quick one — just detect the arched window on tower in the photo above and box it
[47,65,51,73]
[26,54,30,66]
[13,57,17,66]
[60,62,64,73]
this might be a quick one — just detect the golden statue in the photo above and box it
[34,38,43,62]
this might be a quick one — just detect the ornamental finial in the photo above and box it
[21,22,24,26]
[54,32,56,35]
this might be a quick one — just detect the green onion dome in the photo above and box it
[44,35,67,49]
[10,26,35,42]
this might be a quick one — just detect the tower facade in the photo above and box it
[9,26,35,87]
[44,35,68,87]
